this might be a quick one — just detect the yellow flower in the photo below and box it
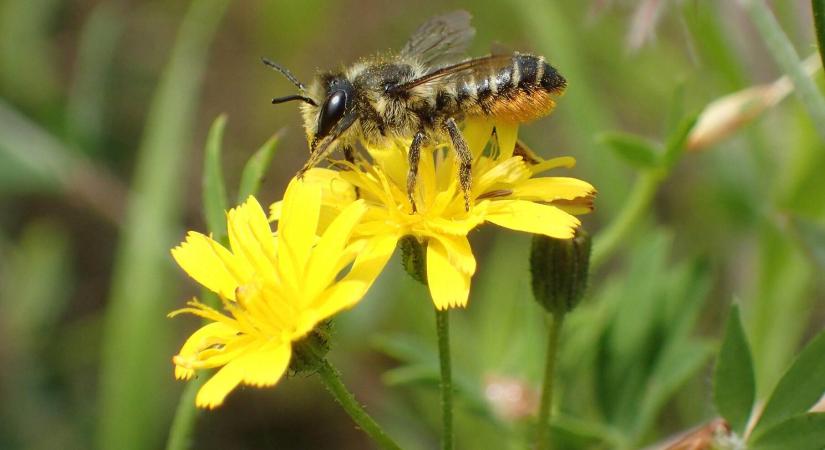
[169,179,392,408]
[272,121,596,310]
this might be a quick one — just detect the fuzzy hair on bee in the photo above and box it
[264,11,566,212]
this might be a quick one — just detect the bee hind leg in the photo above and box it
[444,118,472,211]
[406,131,425,213]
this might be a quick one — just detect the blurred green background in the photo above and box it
[1,1,824,449]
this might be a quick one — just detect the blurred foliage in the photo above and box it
[1,1,825,449]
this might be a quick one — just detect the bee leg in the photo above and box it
[444,117,472,211]
[406,131,425,213]
[343,145,361,199]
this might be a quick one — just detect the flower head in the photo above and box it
[169,179,389,408]
[273,121,596,310]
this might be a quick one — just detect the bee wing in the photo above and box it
[400,10,476,67]
[387,54,512,94]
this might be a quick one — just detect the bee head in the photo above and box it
[262,58,357,172]
[310,77,356,147]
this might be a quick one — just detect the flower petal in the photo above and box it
[495,122,519,159]
[238,343,291,387]
[463,118,495,159]
[172,321,238,380]
[277,178,322,285]
[305,233,398,324]
[227,197,278,283]
[195,343,291,409]
[171,232,251,299]
[509,177,596,202]
[426,237,472,309]
[485,200,580,239]
[530,156,577,174]
[304,199,367,300]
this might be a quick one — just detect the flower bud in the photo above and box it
[529,230,591,315]
[290,321,332,374]
[399,235,427,285]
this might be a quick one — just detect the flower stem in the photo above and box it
[536,312,565,450]
[435,308,454,450]
[316,358,402,450]
[165,377,205,450]
[591,173,660,270]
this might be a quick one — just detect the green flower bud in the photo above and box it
[399,235,427,285]
[290,321,332,374]
[530,229,591,315]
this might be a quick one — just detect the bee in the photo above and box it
[263,10,566,211]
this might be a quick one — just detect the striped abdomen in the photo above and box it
[439,54,566,123]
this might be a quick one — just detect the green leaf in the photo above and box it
[596,132,661,169]
[202,114,228,239]
[236,132,280,203]
[750,413,825,450]
[661,114,697,170]
[713,304,756,434]
[753,327,825,436]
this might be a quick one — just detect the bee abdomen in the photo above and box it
[513,54,566,93]
[442,54,566,123]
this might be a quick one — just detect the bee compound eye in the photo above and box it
[317,90,347,138]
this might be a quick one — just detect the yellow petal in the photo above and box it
[474,156,530,196]
[495,122,519,159]
[463,118,495,159]
[305,233,398,323]
[268,201,282,222]
[530,156,576,175]
[171,232,251,299]
[304,199,367,300]
[172,322,238,380]
[299,280,368,335]
[277,178,322,285]
[227,197,278,283]
[426,237,472,309]
[238,343,291,387]
[509,177,596,202]
[485,200,580,239]
[345,233,397,287]
[195,343,290,409]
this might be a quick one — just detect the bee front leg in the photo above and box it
[444,117,472,211]
[406,131,425,213]
[343,145,361,199]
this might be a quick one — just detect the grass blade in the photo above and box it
[813,0,825,69]
[742,0,825,141]
[97,1,230,450]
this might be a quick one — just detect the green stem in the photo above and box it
[317,359,402,450]
[536,312,565,450]
[165,377,205,450]
[435,308,454,450]
[591,173,660,270]
[743,0,825,141]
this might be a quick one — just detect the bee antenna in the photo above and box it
[261,57,307,92]
[271,94,318,107]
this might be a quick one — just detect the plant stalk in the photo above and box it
[436,308,454,450]
[317,358,402,450]
[536,312,565,450]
